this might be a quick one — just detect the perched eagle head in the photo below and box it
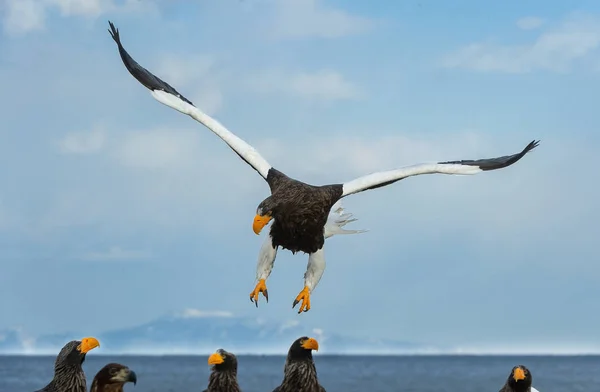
[288,336,319,360]
[206,348,241,392]
[55,337,100,367]
[208,348,238,372]
[507,365,533,391]
[91,363,137,390]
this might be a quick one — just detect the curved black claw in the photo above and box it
[292,300,306,314]
[292,287,310,313]
[250,281,268,308]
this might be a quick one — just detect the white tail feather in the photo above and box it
[324,201,367,239]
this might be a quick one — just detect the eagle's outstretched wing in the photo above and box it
[341,140,539,197]
[108,21,272,180]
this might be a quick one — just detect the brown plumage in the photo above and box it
[272,336,325,392]
[499,365,536,392]
[108,20,539,314]
[262,168,343,254]
[90,363,137,392]
[203,349,241,392]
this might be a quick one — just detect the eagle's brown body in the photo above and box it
[265,169,343,254]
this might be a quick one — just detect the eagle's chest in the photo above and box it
[267,183,338,253]
[271,215,324,246]
[270,207,329,254]
[279,363,321,392]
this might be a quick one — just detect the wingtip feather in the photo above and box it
[527,139,540,152]
[107,20,120,43]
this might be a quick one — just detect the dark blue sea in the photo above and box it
[1,355,597,392]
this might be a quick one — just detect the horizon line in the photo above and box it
[3,352,600,357]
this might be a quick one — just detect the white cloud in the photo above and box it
[312,328,325,344]
[2,0,45,34]
[114,128,203,170]
[255,131,487,179]
[1,0,155,35]
[442,13,600,73]
[248,69,361,101]
[45,0,112,17]
[177,309,234,319]
[278,319,300,333]
[124,126,447,183]
[34,126,263,233]
[155,54,223,115]
[269,0,374,40]
[37,124,563,242]
[82,246,152,261]
[516,16,545,30]
[59,128,106,154]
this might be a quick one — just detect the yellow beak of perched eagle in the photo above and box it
[301,337,319,351]
[513,366,526,381]
[77,337,100,354]
[207,352,225,365]
[253,214,272,235]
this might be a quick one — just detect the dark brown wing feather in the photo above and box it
[107,21,193,105]
[439,140,539,170]
[270,182,343,253]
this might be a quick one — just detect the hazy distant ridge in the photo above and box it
[0,309,430,355]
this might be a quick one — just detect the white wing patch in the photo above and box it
[531,387,540,392]
[151,90,272,179]
[341,163,483,197]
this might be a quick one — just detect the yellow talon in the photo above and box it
[249,279,268,307]
[292,286,311,313]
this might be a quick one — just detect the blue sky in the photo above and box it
[0,0,598,353]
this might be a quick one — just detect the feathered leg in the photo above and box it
[293,247,326,314]
[250,234,278,307]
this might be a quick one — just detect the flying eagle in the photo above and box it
[34,337,100,392]
[90,363,137,392]
[107,21,539,314]
[272,336,325,392]
[204,349,241,392]
[499,365,540,392]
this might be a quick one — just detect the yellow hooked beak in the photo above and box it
[77,337,100,354]
[513,367,526,381]
[253,214,272,235]
[208,352,225,365]
[301,337,319,351]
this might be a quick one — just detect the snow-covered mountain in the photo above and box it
[0,309,432,355]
